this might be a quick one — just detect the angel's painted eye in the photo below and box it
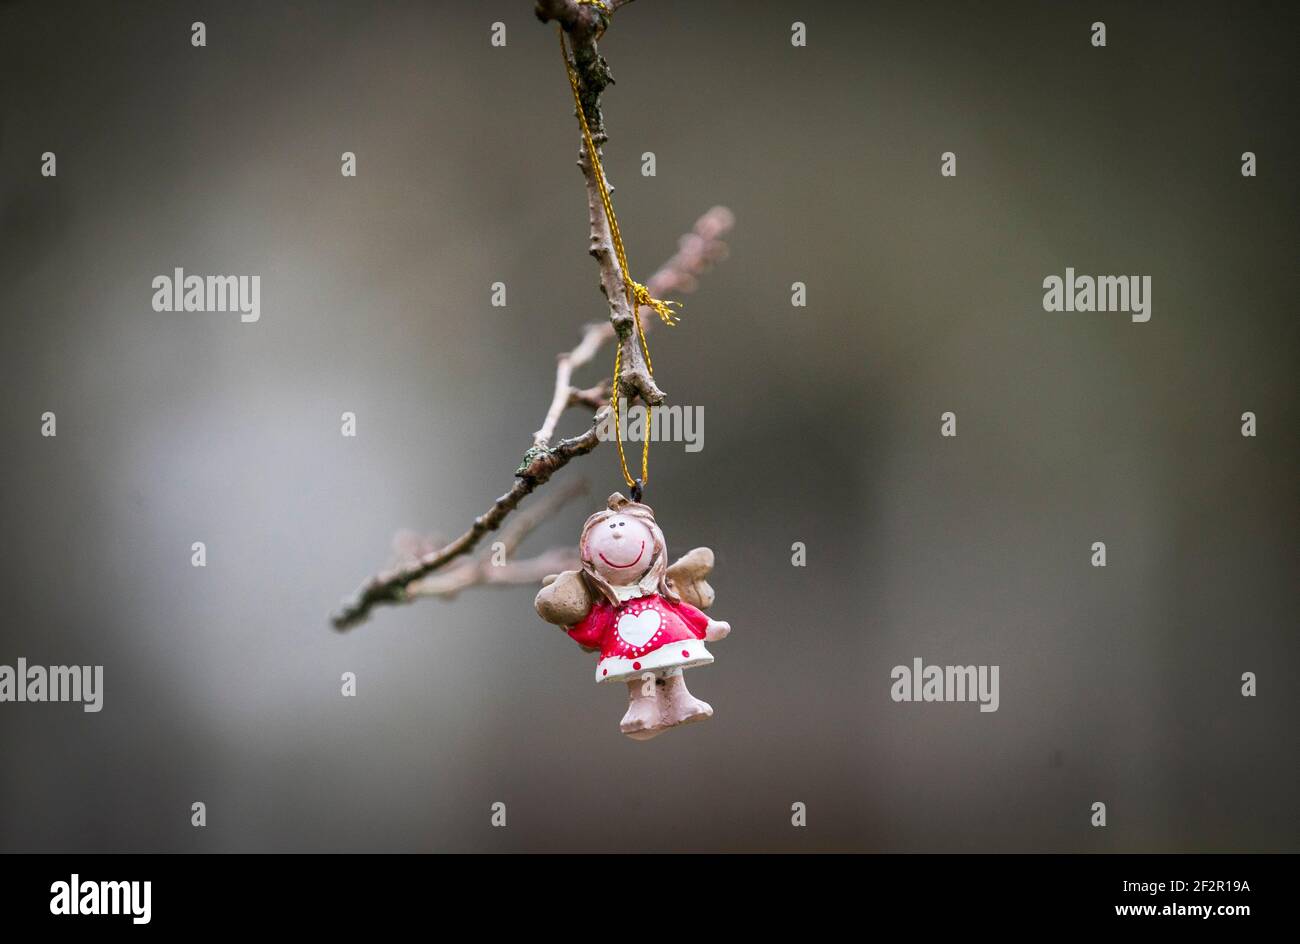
[617,521,625,527]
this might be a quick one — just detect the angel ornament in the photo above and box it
[535,493,732,739]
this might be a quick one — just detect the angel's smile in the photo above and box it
[599,541,645,569]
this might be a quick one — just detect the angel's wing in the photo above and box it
[666,547,715,610]
[534,569,593,626]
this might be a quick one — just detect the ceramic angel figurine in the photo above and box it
[535,492,732,739]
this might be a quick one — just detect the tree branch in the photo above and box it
[533,206,733,445]
[407,478,589,600]
[539,0,672,410]
[329,4,731,631]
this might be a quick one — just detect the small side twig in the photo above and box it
[407,478,588,599]
[410,548,582,600]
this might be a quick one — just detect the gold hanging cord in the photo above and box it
[559,8,681,491]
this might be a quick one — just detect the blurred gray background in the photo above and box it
[1,0,1296,852]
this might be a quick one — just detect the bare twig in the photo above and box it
[408,477,587,600]
[330,4,731,630]
[490,476,590,558]
[410,548,582,599]
[533,324,610,446]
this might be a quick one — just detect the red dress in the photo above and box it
[568,592,714,683]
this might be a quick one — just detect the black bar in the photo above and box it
[2,853,1287,931]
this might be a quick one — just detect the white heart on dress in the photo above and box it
[616,608,661,648]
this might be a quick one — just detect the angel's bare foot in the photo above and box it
[620,680,663,739]
[660,672,713,727]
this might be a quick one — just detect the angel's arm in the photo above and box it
[671,600,731,643]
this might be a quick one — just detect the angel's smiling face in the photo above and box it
[586,514,654,584]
